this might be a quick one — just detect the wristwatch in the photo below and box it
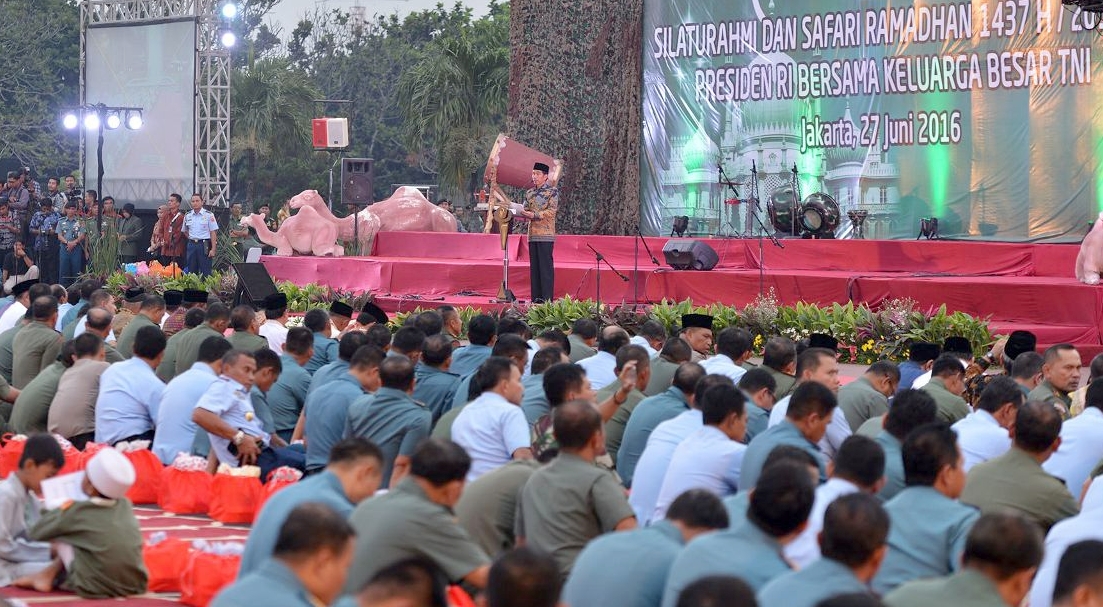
[232,430,246,446]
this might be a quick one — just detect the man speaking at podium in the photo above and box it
[521,162,558,303]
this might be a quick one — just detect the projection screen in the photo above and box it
[85,19,195,209]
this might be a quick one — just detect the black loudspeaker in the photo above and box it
[341,158,374,206]
[663,239,719,271]
[232,262,279,307]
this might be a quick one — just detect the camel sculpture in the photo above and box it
[1077,212,1103,284]
[246,188,457,257]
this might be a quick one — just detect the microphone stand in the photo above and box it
[632,226,660,306]
[586,243,628,306]
[741,159,784,296]
[717,163,743,237]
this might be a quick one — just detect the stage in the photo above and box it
[260,232,1101,356]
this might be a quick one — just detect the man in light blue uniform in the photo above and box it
[302,309,337,375]
[238,438,384,577]
[738,367,778,442]
[93,325,166,445]
[212,503,353,607]
[412,334,461,424]
[740,381,836,488]
[308,332,370,397]
[617,363,703,487]
[873,422,980,595]
[268,327,313,442]
[875,389,938,501]
[153,335,231,464]
[193,349,306,480]
[250,348,285,438]
[758,494,890,607]
[520,347,567,425]
[304,345,384,472]
[562,490,729,607]
[181,193,218,277]
[347,355,431,488]
[448,314,496,377]
[661,460,815,607]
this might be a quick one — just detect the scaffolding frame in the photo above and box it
[79,0,230,207]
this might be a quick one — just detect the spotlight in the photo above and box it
[62,112,79,130]
[220,2,238,18]
[83,112,101,131]
[220,30,237,47]
[670,215,689,237]
[125,111,143,130]
[104,111,122,130]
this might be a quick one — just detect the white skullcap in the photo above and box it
[85,448,136,500]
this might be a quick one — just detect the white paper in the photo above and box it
[41,472,88,510]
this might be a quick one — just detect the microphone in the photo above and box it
[717,163,723,185]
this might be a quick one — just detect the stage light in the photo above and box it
[62,112,78,130]
[220,2,238,18]
[220,30,237,47]
[125,110,143,130]
[670,215,689,237]
[104,111,122,130]
[83,112,101,131]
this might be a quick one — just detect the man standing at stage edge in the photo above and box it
[522,162,558,303]
[182,193,218,277]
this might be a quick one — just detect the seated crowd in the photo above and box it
[1,283,1103,607]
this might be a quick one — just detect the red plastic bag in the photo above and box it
[179,551,240,607]
[78,442,107,470]
[208,474,262,524]
[448,585,477,607]
[0,436,25,478]
[159,467,214,514]
[253,477,297,522]
[124,449,164,505]
[57,442,82,476]
[143,538,193,592]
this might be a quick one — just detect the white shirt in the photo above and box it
[577,351,617,391]
[160,312,169,328]
[259,319,289,354]
[451,391,530,482]
[769,392,852,460]
[524,338,541,377]
[0,302,26,334]
[700,354,747,384]
[952,409,1011,472]
[1044,407,1103,494]
[652,425,746,521]
[56,303,73,330]
[785,478,861,568]
[628,335,658,358]
[628,409,703,525]
[911,370,932,389]
[1029,477,1103,607]
[73,315,115,341]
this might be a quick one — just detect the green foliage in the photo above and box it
[525,295,598,332]
[213,230,242,271]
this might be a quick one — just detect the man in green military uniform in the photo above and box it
[1028,343,1081,417]
[680,313,713,364]
[9,342,73,434]
[156,308,205,382]
[598,345,651,465]
[115,294,165,358]
[884,512,1043,607]
[110,287,143,337]
[961,400,1079,532]
[227,305,267,352]
[838,361,900,431]
[173,303,231,377]
[921,354,971,423]
[346,439,490,593]
[643,338,692,397]
[455,459,541,558]
[12,295,63,389]
[566,318,597,363]
[762,336,798,400]
[963,331,1034,409]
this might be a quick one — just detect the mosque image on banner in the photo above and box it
[640,0,1103,242]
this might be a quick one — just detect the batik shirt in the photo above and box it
[29,210,60,251]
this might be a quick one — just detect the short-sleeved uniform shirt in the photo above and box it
[195,375,269,466]
[452,391,531,481]
[346,476,490,593]
[182,208,218,239]
[516,452,636,578]
[345,387,431,487]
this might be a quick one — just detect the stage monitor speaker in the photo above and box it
[663,239,719,271]
[341,158,374,206]
[232,262,279,307]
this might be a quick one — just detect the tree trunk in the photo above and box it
[507,0,642,235]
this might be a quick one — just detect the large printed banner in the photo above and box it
[641,0,1103,241]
